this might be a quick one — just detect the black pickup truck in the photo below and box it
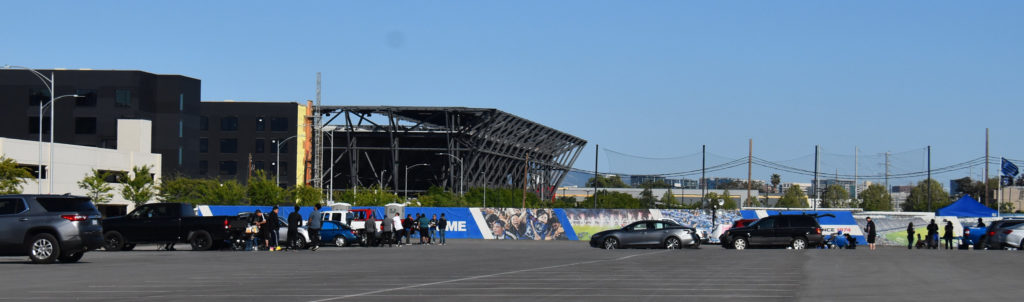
[101,203,245,251]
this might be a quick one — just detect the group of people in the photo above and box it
[248,204,323,251]
[373,213,448,247]
[906,218,958,250]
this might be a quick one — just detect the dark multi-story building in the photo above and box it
[198,101,311,187]
[0,69,201,176]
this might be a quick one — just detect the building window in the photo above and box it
[254,161,265,173]
[220,116,238,131]
[28,117,51,134]
[271,117,288,132]
[254,139,265,153]
[17,164,46,179]
[200,116,208,131]
[98,170,128,183]
[115,89,131,108]
[280,162,288,177]
[219,139,238,153]
[76,89,97,107]
[29,88,49,106]
[74,117,97,134]
[199,160,208,175]
[199,138,208,153]
[256,117,266,131]
[219,161,237,176]
[178,147,183,166]
[178,120,183,138]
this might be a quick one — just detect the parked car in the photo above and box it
[720,214,826,250]
[321,209,381,246]
[719,219,758,248]
[982,219,1024,250]
[319,221,359,247]
[102,203,246,251]
[1001,222,1024,250]
[274,216,310,249]
[589,220,701,250]
[0,195,104,264]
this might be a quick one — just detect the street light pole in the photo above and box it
[275,135,296,186]
[435,153,464,196]
[404,163,429,201]
[4,65,83,194]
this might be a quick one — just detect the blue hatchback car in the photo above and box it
[320,221,358,247]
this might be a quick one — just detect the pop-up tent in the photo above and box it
[936,195,997,217]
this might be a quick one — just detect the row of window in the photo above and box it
[198,160,287,177]
[199,138,291,154]
[28,117,97,134]
[28,88,131,108]
[199,116,290,132]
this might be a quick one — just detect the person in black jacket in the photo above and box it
[943,221,954,250]
[287,205,302,250]
[266,206,280,251]
[865,217,877,251]
[403,214,414,245]
[364,215,377,247]
[926,219,939,249]
[977,218,986,228]
[906,222,915,250]
[438,213,448,246]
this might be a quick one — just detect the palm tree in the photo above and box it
[770,174,781,193]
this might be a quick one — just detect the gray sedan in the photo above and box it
[589,220,701,249]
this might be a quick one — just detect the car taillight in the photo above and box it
[816,228,821,234]
[1004,230,1013,235]
[61,215,88,222]
[351,230,359,235]
[989,231,996,236]
[224,218,230,229]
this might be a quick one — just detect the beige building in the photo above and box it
[999,186,1024,213]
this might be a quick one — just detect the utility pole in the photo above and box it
[701,145,706,208]
[814,145,819,211]
[885,152,890,199]
[313,72,324,192]
[747,139,752,208]
[927,146,932,212]
[854,147,858,200]
[593,145,599,209]
[985,128,990,207]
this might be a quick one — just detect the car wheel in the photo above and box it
[293,236,307,249]
[792,237,807,250]
[603,237,619,250]
[103,231,125,251]
[358,233,368,247]
[190,231,213,251]
[335,236,346,247]
[28,233,61,264]
[733,238,748,250]
[122,243,136,251]
[58,251,84,263]
[665,237,682,250]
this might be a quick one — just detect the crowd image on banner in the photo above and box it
[661,209,742,242]
[564,209,655,240]
[479,208,568,240]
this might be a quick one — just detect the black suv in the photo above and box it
[0,195,104,263]
[721,214,824,250]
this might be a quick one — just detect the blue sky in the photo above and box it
[3,1,1022,185]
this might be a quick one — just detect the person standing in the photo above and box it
[429,214,438,245]
[253,210,267,251]
[267,206,281,251]
[865,217,877,251]
[402,214,414,245]
[438,213,448,246]
[906,222,915,250]
[977,218,986,228]
[308,204,322,251]
[364,215,377,247]
[418,214,430,245]
[926,219,939,249]
[944,221,954,250]
[287,205,302,250]
[381,212,394,247]
[392,213,404,246]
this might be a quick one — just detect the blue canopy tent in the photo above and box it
[935,195,997,217]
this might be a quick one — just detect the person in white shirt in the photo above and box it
[392,213,405,246]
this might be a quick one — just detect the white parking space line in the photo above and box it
[309,251,669,302]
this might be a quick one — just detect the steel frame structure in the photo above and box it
[315,106,587,201]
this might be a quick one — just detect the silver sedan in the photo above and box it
[589,220,701,249]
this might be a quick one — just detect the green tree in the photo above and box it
[204,180,247,205]
[585,175,630,188]
[77,169,114,203]
[770,174,781,193]
[777,185,808,208]
[247,170,284,205]
[720,189,738,209]
[158,175,206,204]
[0,156,32,195]
[859,184,892,211]
[639,187,657,208]
[335,184,401,206]
[901,179,951,212]
[583,190,643,209]
[821,184,850,208]
[746,195,761,207]
[286,185,323,206]
[121,165,156,207]
[660,189,676,208]
[553,196,579,208]
[1000,201,1015,213]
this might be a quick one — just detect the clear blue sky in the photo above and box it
[3,1,1022,185]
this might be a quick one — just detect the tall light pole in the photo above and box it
[4,65,83,194]
[436,153,464,196]
[322,128,335,201]
[404,163,429,201]
[274,135,296,186]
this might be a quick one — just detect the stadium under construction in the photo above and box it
[312,106,587,201]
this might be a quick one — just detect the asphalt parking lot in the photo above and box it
[1,240,1023,301]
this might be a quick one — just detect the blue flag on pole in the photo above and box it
[1002,158,1019,177]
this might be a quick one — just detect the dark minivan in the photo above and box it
[721,214,824,250]
[0,195,104,263]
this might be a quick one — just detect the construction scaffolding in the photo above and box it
[315,106,587,201]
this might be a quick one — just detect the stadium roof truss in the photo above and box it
[316,106,587,200]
